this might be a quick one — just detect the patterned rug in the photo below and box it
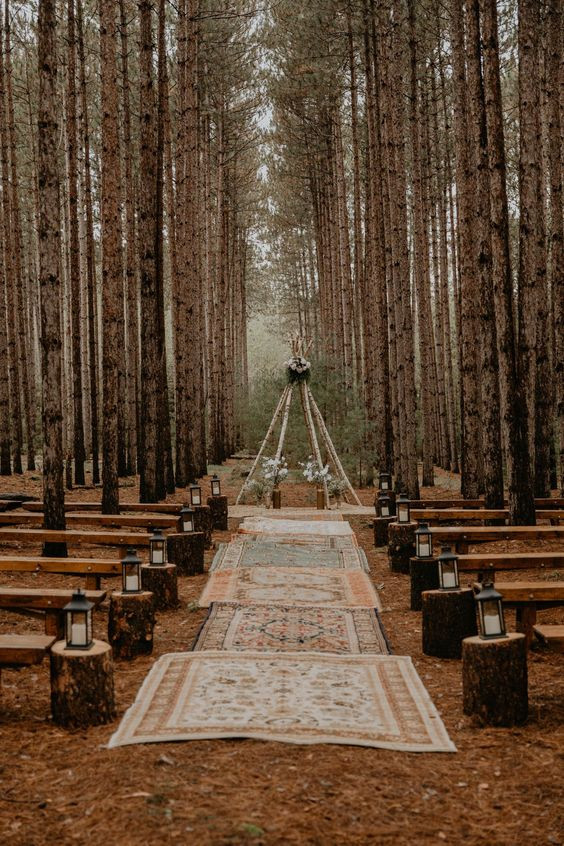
[210,541,369,572]
[233,533,359,549]
[198,567,382,610]
[108,651,455,752]
[193,602,391,654]
[238,518,355,536]
[258,512,344,521]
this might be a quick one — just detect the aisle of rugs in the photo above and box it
[109,514,455,752]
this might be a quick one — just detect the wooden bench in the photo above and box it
[457,551,564,575]
[0,527,151,550]
[0,512,179,530]
[533,624,564,653]
[410,498,564,509]
[0,556,121,590]
[473,581,564,647]
[0,634,56,681]
[431,525,564,554]
[412,508,563,525]
[23,501,186,514]
[0,587,106,637]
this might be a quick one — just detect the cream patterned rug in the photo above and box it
[257,512,344,521]
[108,651,455,752]
[193,602,391,654]
[232,533,359,549]
[198,567,382,610]
[210,541,369,572]
[238,518,355,536]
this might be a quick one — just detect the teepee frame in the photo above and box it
[236,336,361,507]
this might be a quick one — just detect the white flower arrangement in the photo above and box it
[286,355,311,383]
[300,456,332,486]
[328,478,347,498]
[261,456,289,488]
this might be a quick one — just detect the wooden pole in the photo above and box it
[300,382,329,507]
[307,386,362,505]
[275,385,293,462]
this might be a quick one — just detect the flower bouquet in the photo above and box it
[261,456,289,488]
[328,477,347,507]
[286,355,311,384]
[300,457,332,486]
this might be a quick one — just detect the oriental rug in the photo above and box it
[210,541,369,572]
[198,566,382,610]
[192,602,391,654]
[258,512,344,521]
[233,533,359,550]
[238,518,355,536]
[108,651,455,752]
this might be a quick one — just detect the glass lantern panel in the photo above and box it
[482,600,502,636]
[417,536,432,557]
[183,518,193,533]
[398,505,409,523]
[381,504,390,518]
[191,489,201,506]
[151,543,165,565]
[124,564,140,592]
[440,563,458,589]
[71,611,88,646]
[212,481,221,496]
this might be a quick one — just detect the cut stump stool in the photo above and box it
[422,588,477,658]
[410,557,439,611]
[193,505,213,548]
[167,532,204,576]
[207,496,229,530]
[109,591,155,660]
[141,564,179,611]
[388,522,417,574]
[462,633,528,726]
[374,516,394,547]
[50,639,115,728]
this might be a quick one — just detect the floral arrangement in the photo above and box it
[328,478,347,499]
[286,355,311,384]
[245,478,271,505]
[300,457,332,486]
[261,456,289,488]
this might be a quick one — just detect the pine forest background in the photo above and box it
[0,0,561,526]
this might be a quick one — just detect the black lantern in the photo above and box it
[122,547,142,593]
[377,493,391,519]
[415,521,433,558]
[437,545,460,590]
[189,484,202,507]
[211,474,221,497]
[150,528,167,565]
[64,588,94,650]
[396,493,411,524]
[179,504,195,533]
[378,471,391,492]
[476,581,507,639]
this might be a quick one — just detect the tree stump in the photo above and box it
[410,557,440,611]
[207,495,229,529]
[462,633,528,726]
[373,516,394,547]
[50,639,116,728]
[422,588,478,658]
[108,591,155,660]
[141,564,179,611]
[193,505,213,548]
[387,522,417,574]
[167,531,204,576]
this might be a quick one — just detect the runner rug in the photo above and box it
[238,518,355,536]
[198,566,382,610]
[233,533,358,549]
[108,651,455,752]
[192,602,390,654]
[210,541,369,572]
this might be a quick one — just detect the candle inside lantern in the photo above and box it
[483,605,501,636]
[152,548,164,565]
[126,574,138,592]
[71,622,87,646]
[442,570,457,589]
[419,540,431,557]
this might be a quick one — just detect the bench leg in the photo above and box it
[45,612,64,640]
[515,605,537,648]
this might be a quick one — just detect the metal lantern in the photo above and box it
[377,493,391,519]
[415,521,433,558]
[211,474,221,497]
[378,471,391,492]
[150,528,167,565]
[476,581,507,639]
[189,484,202,507]
[396,493,411,524]
[179,504,195,533]
[64,588,94,650]
[121,547,142,593]
[438,545,460,590]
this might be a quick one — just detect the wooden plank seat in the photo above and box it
[0,634,56,669]
[473,581,564,647]
[412,508,563,524]
[0,556,121,590]
[409,498,564,509]
[0,527,151,548]
[430,525,564,554]
[533,624,564,653]
[0,587,106,637]
[23,501,186,514]
[0,512,179,530]
[457,551,564,574]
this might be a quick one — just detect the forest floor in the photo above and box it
[0,462,562,846]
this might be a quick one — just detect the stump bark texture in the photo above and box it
[167,531,204,576]
[50,639,116,727]
[108,591,155,659]
[193,505,213,548]
[141,564,179,610]
[410,557,440,611]
[422,588,477,658]
[388,522,417,573]
[207,495,229,528]
[373,516,394,547]
[462,633,528,726]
